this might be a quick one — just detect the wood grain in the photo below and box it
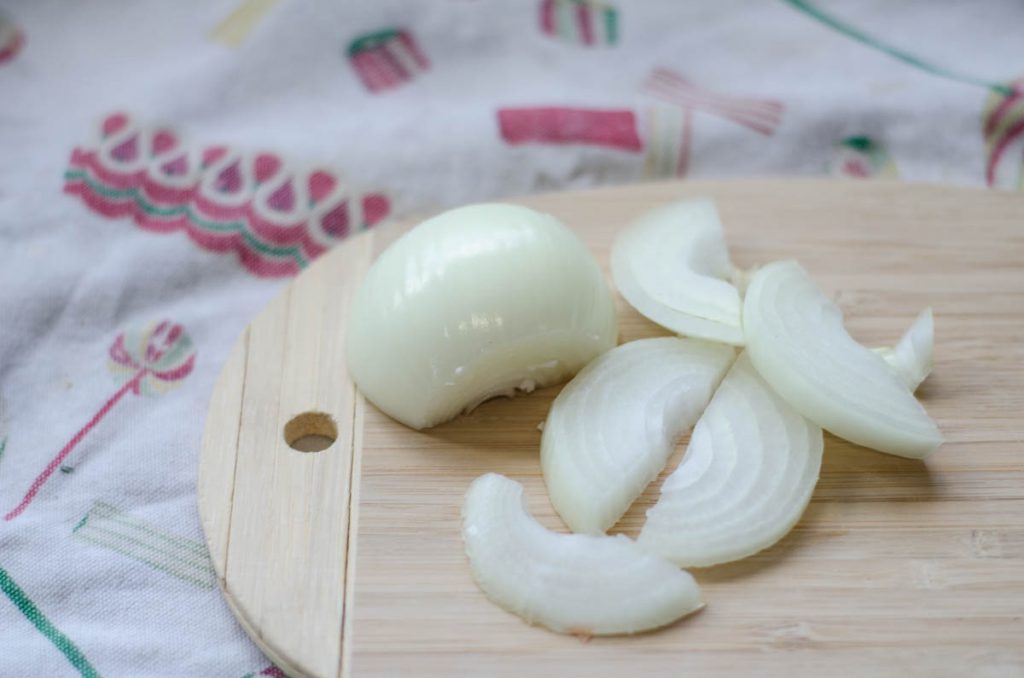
[198,180,1024,678]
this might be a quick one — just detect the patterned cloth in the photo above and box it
[0,1,1021,675]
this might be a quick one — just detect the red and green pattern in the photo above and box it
[983,79,1024,191]
[641,68,783,178]
[829,136,897,179]
[347,29,428,92]
[73,502,217,589]
[4,321,195,521]
[540,0,618,47]
[64,113,391,277]
[0,567,101,677]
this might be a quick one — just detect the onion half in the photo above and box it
[541,337,735,534]
[744,261,942,459]
[638,352,823,567]
[347,203,617,429]
[875,308,934,392]
[611,199,745,345]
[462,473,703,636]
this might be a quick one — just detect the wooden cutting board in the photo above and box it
[197,180,1024,678]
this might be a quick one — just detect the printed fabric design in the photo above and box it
[4,321,195,521]
[0,567,102,677]
[347,29,429,93]
[0,393,8,467]
[539,0,618,47]
[0,11,24,64]
[642,68,783,178]
[498,106,642,151]
[829,136,897,179]
[241,666,287,678]
[64,113,391,277]
[210,0,281,48]
[73,502,217,589]
[983,79,1024,191]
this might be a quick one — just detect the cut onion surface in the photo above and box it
[347,203,617,429]
[638,352,823,567]
[541,337,735,535]
[611,199,745,345]
[462,473,704,636]
[744,261,942,459]
[875,308,934,392]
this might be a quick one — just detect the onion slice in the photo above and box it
[541,337,735,534]
[611,199,745,345]
[744,261,942,459]
[875,308,934,392]
[462,473,703,636]
[638,352,823,567]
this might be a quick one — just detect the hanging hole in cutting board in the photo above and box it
[284,411,337,452]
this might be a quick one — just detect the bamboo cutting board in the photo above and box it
[197,180,1024,678]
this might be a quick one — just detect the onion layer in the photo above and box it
[638,352,823,567]
[875,308,934,392]
[347,203,617,429]
[744,260,942,459]
[611,199,745,345]
[541,337,735,534]
[462,473,703,636]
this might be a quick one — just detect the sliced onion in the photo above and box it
[638,352,823,567]
[541,337,735,534]
[744,261,942,459]
[462,473,703,636]
[874,308,934,392]
[347,203,617,429]
[611,199,745,345]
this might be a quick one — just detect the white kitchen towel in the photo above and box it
[0,1,1021,675]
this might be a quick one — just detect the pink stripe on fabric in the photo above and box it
[498,107,643,151]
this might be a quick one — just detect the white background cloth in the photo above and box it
[1,1,1021,675]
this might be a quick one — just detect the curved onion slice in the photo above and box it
[347,203,617,429]
[541,337,735,534]
[611,199,745,345]
[744,261,942,459]
[875,308,934,392]
[462,473,703,635]
[638,353,823,567]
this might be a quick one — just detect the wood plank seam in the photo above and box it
[340,394,366,678]
[221,325,251,584]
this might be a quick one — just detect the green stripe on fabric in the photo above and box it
[557,0,576,42]
[842,136,874,152]
[603,6,618,45]
[347,28,399,56]
[91,504,210,560]
[63,170,310,266]
[75,528,215,590]
[0,567,102,678]
[73,502,216,590]
[659,110,675,178]
[782,0,1010,96]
